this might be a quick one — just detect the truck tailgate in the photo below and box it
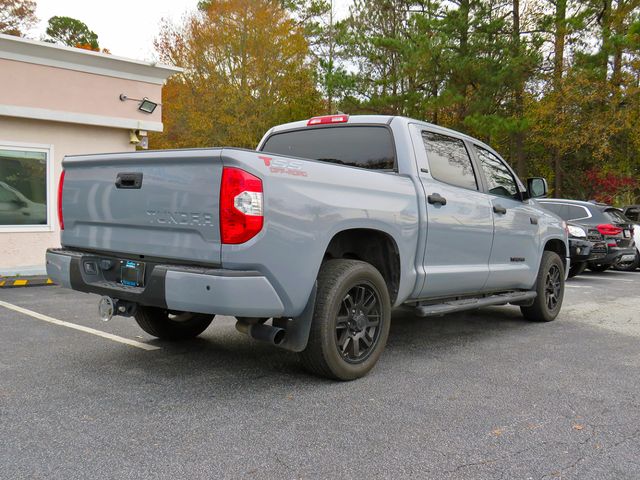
[61,149,223,265]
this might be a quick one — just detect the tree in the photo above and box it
[152,0,321,149]
[45,16,100,51]
[0,0,37,36]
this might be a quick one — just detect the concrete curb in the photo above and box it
[0,276,56,288]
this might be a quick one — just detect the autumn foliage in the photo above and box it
[151,0,321,150]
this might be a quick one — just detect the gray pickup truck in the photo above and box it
[46,115,568,380]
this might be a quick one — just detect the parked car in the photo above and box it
[613,206,640,271]
[537,198,635,272]
[0,181,47,225]
[622,205,640,223]
[564,226,601,278]
[47,114,569,380]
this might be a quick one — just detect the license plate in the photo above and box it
[120,260,145,287]
[620,254,636,263]
[624,230,631,238]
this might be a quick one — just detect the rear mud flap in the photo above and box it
[277,282,317,352]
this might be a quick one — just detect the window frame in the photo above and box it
[0,140,55,233]
[259,124,399,173]
[420,129,480,192]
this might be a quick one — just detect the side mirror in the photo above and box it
[10,198,28,208]
[526,177,548,199]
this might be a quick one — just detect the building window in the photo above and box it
[0,144,52,231]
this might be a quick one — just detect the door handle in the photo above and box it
[115,172,143,189]
[493,205,507,214]
[427,193,447,206]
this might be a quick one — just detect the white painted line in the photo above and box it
[0,300,160,351]
[566,284,593,288]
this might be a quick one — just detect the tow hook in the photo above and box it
[98,296,137,322]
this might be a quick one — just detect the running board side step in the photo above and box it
[415,291,537,317]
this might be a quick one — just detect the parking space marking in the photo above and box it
[0,300,160,351]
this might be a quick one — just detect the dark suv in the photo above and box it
[537,199,636,273]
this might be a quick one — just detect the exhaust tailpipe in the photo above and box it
[235,320,286,346]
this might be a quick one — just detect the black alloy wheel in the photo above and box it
[335,283,383,364]
[544,264,562,311]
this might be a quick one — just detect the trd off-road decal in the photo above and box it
[258,155,308,177]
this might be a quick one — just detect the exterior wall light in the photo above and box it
[119,94,159,114]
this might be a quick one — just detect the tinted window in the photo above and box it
[474,146,519,199]
[604,209,629,224]
[422,132,477,190]
[625,208,640,222]
[261,126,395,170]
[539,202,569,220]
[566,205,589,220]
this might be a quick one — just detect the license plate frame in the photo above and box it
[120,260,145,287]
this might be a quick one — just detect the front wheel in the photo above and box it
[587,263,610,272]
[299,259,391,381]
[134,306,214,340]
[568,261,587,278]
[521,251,565,322]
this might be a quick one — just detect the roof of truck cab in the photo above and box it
[268,115,479,142]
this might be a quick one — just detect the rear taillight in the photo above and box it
[307,114,349,126]
[57,170,65,230]
[220,167,263,244]
[597,224,622,236]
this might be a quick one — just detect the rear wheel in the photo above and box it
[134,306,214,340]
[568,261,587,278]
[521,251,564,322]
[299,259,391,381]
[613,250,639,272]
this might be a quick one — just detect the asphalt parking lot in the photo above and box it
[1,270,639,480]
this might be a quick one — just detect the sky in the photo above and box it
[28,0,352,64]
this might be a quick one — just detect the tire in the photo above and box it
[134,306,214,340]
[299,259,391,381]
[587,263,610,272]
[568,261,587,278]
[521,251,565,322]
[613,250,640,272]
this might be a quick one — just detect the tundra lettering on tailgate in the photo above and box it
[146,210,215,227]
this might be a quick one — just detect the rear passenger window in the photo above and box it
[540,202,569,219]
[422,132,477,190]
[261,126,395,170]
[566,206,589,220]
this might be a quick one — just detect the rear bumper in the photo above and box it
[588,247,636,266]
[46,249,285,317]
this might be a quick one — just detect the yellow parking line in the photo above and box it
[13,279,28,286]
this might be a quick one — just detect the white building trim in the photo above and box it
[0,104,164,132]
[0,33,182,85]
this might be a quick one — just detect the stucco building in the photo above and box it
[0,33,180,275]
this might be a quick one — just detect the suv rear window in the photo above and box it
[261,126,395,170]
[604,208,629,224]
